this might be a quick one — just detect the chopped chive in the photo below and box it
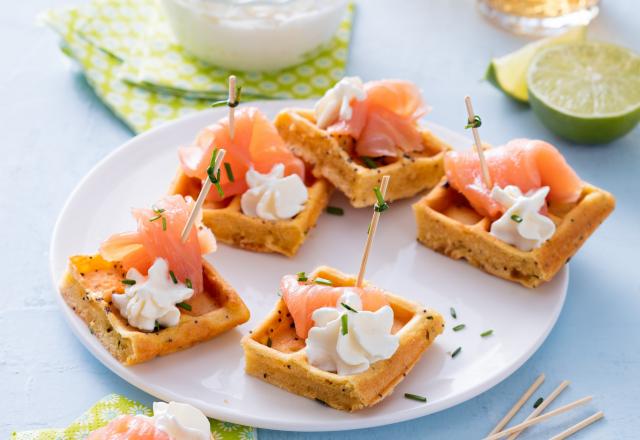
[360,156,378,169]
[224,162,235,182]
[373,186,389,212]
[210,86,242,108]
[266,336,272,348]
[314,277,333,286]
[341,314,348,335]
[176,302,192,311]
[210,148,219,168]
[149,214,162,222]
[297,271,308,282]
[206,148,225,197]
[169,270,178,284]
[185,278,192,289]
[453,324,466,332]
[210,100,229,108]
[326,206,344,216]
[481,329,493,337]
[121,279,136,286]
[464,114,482,129]
[533,397,544,408]
[511,214,523,223]
[152,206,165,214]
[404,393,427,402]
[154,321,161,332]
[162,216,167,231]
[451,346,462,358]
[341,302,358,313]
[450,307,457,319]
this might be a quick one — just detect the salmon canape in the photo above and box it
[169,106,332,257]
[59,195,249,365]
[275,77,452,207]
[242,266,444,411]
[413,139,615,287]
[87,401,211,439]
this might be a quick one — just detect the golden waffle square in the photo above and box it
[274,108,452,207]
[59,254,250,365]
[241,266,444,411]
[413,179,616,288]
[169,170,333,257]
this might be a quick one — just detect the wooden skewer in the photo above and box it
[464,96,492,189]
[181,75,238,242]
[228,75,237,141]
[488,373,545,436]
[549,411,604,440]
[507,380,570,440]
[356,175,390,287]
[180,149,226,242]
[484,396,593,440]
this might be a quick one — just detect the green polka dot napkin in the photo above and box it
[12,394,256,440]
[40,0,354,133]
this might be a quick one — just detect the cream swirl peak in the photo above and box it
[240,164,308,221]
[314,76,367,129]
[152,401,211,440]
[490,185,556,251]
[112,258,194,332]
[306,290,399,376]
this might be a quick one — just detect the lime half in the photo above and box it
[528,42,640,144]
[485,26,586,102]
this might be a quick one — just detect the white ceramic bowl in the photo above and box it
[159,0,348,71]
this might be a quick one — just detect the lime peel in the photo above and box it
[486,26,587,102]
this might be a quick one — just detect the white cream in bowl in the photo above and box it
[159,0,348,71]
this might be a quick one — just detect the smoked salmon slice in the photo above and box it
[179,106,305,201]
[87,415,171,440]
[100,195,215,295]
[326,80,427,158]
[444,139,583,219]
[280,274,389,339]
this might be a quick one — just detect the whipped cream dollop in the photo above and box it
[306,290,399,376]
[112,258,194,332]
[314,76,366,129]
[240,164,308,221]
[490,185,556,251]
[152,401,211,440]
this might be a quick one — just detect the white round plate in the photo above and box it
[50,100,567,432]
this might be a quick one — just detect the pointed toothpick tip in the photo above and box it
[464,96,492,189]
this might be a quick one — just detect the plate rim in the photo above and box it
[49,102,568,431]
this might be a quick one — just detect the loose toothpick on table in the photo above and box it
[488,373,545,436]
[181,76,238,242]
[485,395,593,440]
[356,175,390,287]
[464,95,492,189]
[549,411,604,440]
[506,380,570,440]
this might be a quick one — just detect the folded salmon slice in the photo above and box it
[444,139,583,218]
[87,415,171,440]
[280,274,389,339]
[179,106,305,201]
[100,195,215,295]
[326,80,427,158]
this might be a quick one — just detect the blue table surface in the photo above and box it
[2,0,638,438]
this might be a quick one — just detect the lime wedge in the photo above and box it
[485,26,587,102]
[528,42,640,144]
